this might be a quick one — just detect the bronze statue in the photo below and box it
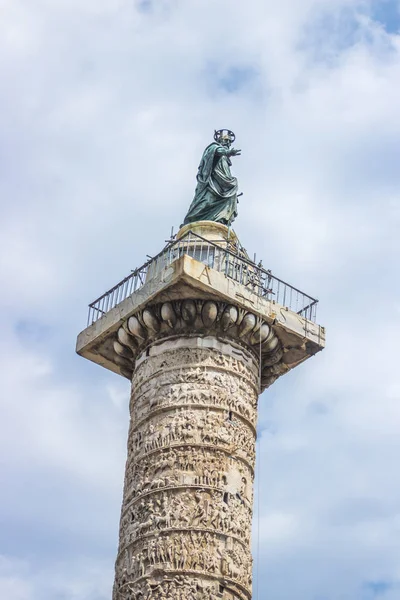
[183,129,241,226]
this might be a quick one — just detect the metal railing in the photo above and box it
[87,231,318,325]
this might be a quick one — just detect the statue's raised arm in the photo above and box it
[183,129,241,227]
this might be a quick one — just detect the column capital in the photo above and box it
[114,298,282,389]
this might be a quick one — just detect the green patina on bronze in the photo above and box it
[183,129,241,227]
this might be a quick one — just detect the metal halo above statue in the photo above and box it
[214,129,236,144]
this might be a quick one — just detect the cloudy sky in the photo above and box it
[1,0,400,598]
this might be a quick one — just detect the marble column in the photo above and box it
[112,299,273,600]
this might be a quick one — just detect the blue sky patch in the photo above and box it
[363,580,394,596]
[218,66,258,94]
[299,6,362,65]
[371,0,400,34]
[300,2,400,66]
[137,0,152,13]
[15,319,50,343]
[205,62,259,94]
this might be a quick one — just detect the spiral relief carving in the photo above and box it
[113,339,258,600]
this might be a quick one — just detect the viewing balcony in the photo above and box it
[86,230,318,327]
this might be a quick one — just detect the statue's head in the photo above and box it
[214,129,236,147]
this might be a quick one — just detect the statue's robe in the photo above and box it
[183,142,238,226]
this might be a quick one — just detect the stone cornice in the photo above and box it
[77,251,325,391]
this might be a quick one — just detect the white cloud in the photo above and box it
[1,0,400,598]
[0,555,113,600]
[0,557,32,600]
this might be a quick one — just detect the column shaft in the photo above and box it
[113,336,258,600]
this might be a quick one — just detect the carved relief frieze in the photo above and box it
[117,531,252,591]
[132,348,259,393]
[115,572,250,600]
[115,574,223,600]
[132,379,257,426]
[118,486,253,548]
[122,445,254,507]
[129,408,255,463]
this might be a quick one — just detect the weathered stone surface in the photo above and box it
[113,337,257,600]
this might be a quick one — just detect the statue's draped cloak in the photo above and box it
[183,142,238,226]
